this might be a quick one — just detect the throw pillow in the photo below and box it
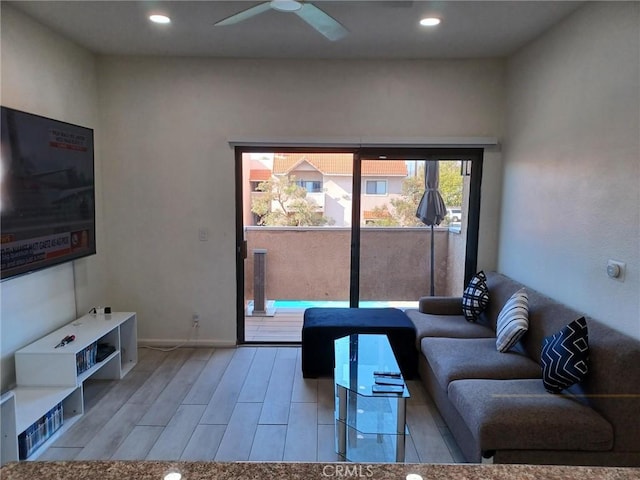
[495,288,529,352]
[540,317,589,394]
[462,271,490,322]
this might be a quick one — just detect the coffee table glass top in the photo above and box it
[334,334,410,397]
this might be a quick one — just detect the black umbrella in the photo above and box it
[416,160,447,296]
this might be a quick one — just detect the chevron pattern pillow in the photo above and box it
[462,271,490,322]
[541,317,589,393]
[496,288,529,352]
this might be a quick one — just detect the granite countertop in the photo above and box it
[1,462,639,480]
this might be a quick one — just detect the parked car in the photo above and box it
[447,207,462,223]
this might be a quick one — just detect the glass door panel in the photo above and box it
[241,151,353,342]
[358,157,467,307]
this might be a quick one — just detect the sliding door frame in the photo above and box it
[235,146,484,344]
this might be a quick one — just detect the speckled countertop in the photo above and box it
[1,462,639,480]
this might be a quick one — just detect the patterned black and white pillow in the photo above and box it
[462,271,490,322]
[496,288,529,352]
[541,317,589,394]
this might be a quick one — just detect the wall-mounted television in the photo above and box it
[1,106,96,280]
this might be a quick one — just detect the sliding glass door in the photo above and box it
[236,147,483,343]
[237,149,355,342]
[355,150,479,308]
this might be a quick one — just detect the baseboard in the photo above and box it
[137,338,237,348]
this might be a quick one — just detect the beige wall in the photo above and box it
[97,57,505,345]
[3,1,634,381]
[501,2,640,338]
[244,228,450,302]
[0,5,105,390]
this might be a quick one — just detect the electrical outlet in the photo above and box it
[198,227,210,242]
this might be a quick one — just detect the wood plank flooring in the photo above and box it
[40,346,465,463]
[244,310,304,342]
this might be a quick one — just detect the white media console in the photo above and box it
[0,312,137,464]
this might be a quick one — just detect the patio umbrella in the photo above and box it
[416,160,447,296]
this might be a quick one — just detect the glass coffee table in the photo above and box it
[334,334,410,462]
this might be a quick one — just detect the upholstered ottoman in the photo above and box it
[301,307,417,378]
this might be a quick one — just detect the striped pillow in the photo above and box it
[496,288,529,352]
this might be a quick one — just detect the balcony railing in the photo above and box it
[304,192,325,210]
[244,226,464,304]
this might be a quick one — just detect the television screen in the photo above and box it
[1,106,96,280]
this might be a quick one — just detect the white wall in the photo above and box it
[501,2,640,338]
[0,5,105,390]
[97,57,505,345]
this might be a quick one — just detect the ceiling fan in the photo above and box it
[214,0,348,41]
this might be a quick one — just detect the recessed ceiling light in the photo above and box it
[420,17,441,27]
[149,14,171,24]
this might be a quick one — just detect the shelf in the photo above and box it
[2,312,137,463]
[335,428,407,463]
[13,386,82,434]
[1,392,17,465]
[21,413,82,462]
[77,351,120,384]
[15,312,136,387]
[335,392,405,435]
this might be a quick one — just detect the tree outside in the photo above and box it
[251,175,332,226]
[370,160,463,227]
[438,161,463,208]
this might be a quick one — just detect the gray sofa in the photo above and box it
[404,271,640,466]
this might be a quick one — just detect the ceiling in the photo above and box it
[10,1,584,59]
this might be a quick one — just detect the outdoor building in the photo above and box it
[249,153,409,227]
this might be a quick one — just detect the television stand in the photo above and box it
[0,312,137,464]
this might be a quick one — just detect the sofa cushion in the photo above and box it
[418,296,464,315]
[541,317,589,393]
[495,288,529,352]
[421,337,541,391]
[482,272,586,364]
[448,379,613,452]
[406,309,494,348]
[462,271,490,322]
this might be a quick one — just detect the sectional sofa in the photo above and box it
[404,271,640,466]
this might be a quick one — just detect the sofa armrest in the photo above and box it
[418,296,464,315]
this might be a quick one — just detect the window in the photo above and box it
[365,180,387,195]
[296,180,322,193]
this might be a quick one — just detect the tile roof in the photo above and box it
[250,169,272,182]
[273,153,407,177]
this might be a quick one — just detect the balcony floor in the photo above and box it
[245,308,304,343]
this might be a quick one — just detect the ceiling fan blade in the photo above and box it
[294,3,348,41]
[214,2,272,26]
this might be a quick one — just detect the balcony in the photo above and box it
[305,192,325,210]
[244,226,465,342]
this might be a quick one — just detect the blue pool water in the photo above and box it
[274,300,417,309]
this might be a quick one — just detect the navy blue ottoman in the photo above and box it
[301,307,417,379]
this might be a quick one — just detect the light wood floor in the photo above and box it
[39,346,465,463]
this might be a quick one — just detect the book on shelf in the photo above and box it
[18,402,63,459]
[76,342,98,375]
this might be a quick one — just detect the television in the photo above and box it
[1,106,96,280]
